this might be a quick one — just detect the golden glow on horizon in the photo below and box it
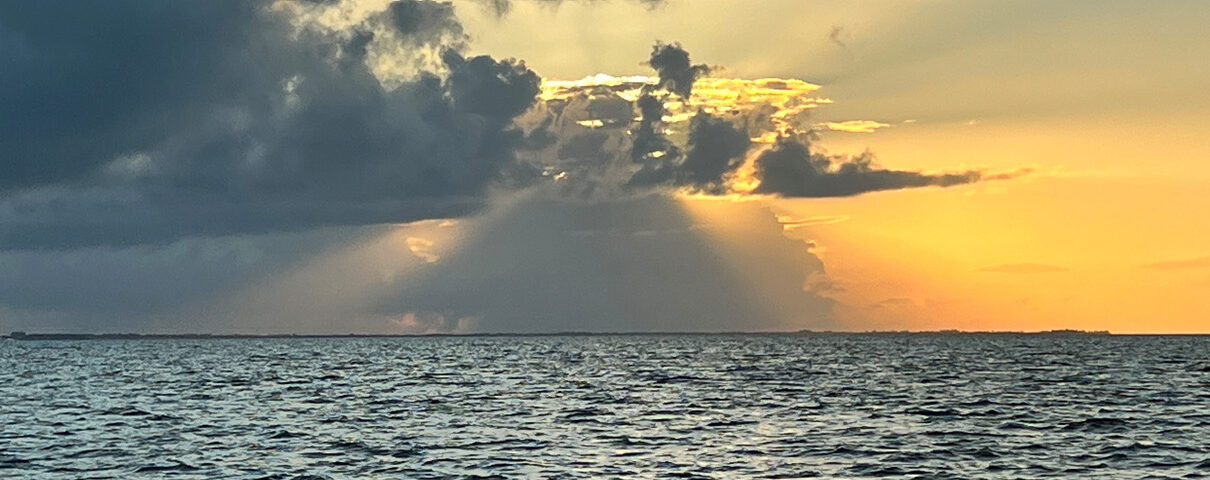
[764,176,1210,334]
[672,157,1210,335]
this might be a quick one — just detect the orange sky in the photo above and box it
[464,0,1210,333]
[780,117,1210,333]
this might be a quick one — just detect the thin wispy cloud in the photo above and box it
[978,263,1069,274]
[818,120,893,133]
[1142,256,1210,270]
[828,25,848,48]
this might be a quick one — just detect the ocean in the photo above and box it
[2,334,1208,479]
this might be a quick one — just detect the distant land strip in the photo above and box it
[6,330,1189,341]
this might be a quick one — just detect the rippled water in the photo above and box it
[2,334,1209,479]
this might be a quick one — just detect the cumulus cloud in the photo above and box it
[385,0,466,47]
[629,93,677,165]
[526,43,1024,200]
[646,42,712,99]
[753,141,1025,197]
[677,112,751,190]
[0,0,540,249]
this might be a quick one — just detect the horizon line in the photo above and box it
[6,329,1208,340]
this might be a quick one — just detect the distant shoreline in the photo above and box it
[6,330,1203,341]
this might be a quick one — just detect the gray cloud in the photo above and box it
[557,131,611,162]
[753,140,1023,197]
[624,43,735,190]
[646,41,711,99]
[0,0,540,250]
[386,0,467,47]
[626,110,750,193]
[828,25,848,48]
[624,82,686,190]
[631,93,671,159]
[443,49,541,121]
[0,227,379,332]
[677,112,751,191]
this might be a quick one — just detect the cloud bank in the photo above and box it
[0,1,1028,334]
[0,0,539,249]
[1,2,1021,250]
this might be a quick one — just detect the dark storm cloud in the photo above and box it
[0,0,540,250]
[0,228,369,319]
[626,110,750,193]
[752,139,1022,197]
[386,0,466,47]
[624,43,708,187]
[629,93,675,163]
[678,112,751,191]
[0,186,483,250]
[442,50,541,121]
[626,92,681,187]
[646,42,711,98]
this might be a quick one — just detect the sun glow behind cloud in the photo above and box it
[539,74,827,143]
[195,62,1059,334]
[525,71,1025,202]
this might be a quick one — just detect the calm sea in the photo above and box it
[2,334,1208,479]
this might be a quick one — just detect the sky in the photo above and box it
[1,0,1208,334]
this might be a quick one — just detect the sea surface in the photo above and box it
[2,334,1209,479]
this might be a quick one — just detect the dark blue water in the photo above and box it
[2,334,1209,479]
